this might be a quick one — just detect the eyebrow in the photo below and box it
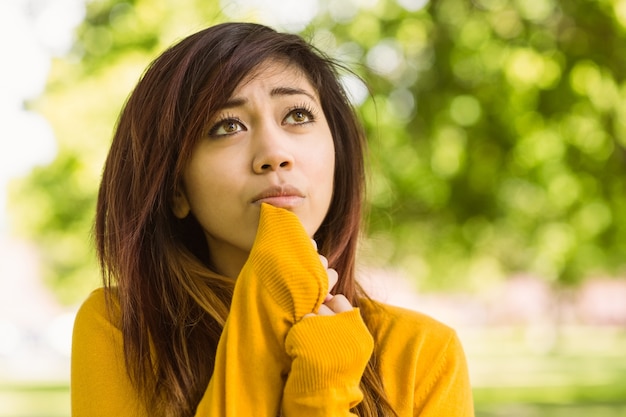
[221,86,317,109]
[270,86,316,101]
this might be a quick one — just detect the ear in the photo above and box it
[171,187,191,219]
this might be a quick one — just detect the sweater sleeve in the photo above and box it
[195,203,330,416]
[281,309,374,417]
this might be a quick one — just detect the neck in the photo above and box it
[205,242,250,279]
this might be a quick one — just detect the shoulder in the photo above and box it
[359,299,473,413]
[360,298,458,347]
[74,287,121,332]
[359,298,467,375]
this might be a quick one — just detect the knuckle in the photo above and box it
[327,294,352,312]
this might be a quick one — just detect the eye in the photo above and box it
[208,118,246,137]
[283,106,316,125]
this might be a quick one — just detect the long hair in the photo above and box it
[96,22,395,416]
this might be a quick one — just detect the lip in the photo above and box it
[251,185,306,208]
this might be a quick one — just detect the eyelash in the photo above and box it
[285,103,317,124]
[207,113,243,137]
[207,103,318,138]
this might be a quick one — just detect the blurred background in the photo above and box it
[1,0,625,415]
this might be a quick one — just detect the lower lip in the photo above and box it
[255,196,305,209]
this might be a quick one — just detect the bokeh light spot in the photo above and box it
[450,95,482,126]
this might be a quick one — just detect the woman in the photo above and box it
[71,22,474,417]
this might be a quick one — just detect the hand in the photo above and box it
[306,240,353,317]
[316,294,353,316]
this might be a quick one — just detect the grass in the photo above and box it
[475,403,626,417]
[466,325,626,417]
[0,383,69,417]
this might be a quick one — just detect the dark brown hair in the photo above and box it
[96,22,395,416]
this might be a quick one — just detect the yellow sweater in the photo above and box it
[72,204,474,416]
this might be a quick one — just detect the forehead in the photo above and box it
[231,58,319,99]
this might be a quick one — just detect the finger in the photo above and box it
[311,239,318,250]
[318,254,329,269]
[302,304,334,319]
[316,304,335,316]
[327,268,338,293]
[324,294,353,314]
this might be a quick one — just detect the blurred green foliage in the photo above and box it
[9,0,626,303]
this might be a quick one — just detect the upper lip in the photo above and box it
[251,185,305,204]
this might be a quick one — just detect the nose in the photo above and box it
[251,126,294,174]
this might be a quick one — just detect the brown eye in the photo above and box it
[208,118,245,137]
[223,121,239,133]
[292,111,307,122]
[284,108,314,125]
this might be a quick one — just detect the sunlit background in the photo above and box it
[1,0,626,416]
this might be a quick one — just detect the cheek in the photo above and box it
[182,157,226,212]
[312,141,336,209]
[324,142,336,192]
[313,129,335,174]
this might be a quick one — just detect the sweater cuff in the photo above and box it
[283,309,374,394]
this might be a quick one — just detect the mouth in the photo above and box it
[251,185,306,209]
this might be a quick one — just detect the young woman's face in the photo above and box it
[172,59,335,278]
